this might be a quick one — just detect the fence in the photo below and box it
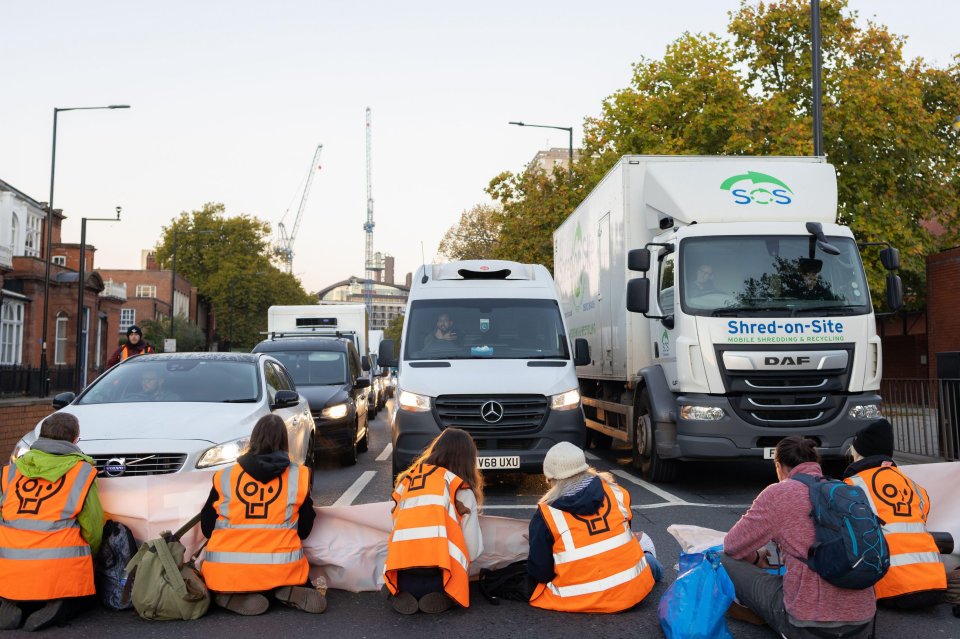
[880,378,959,461]
[0,365,76,397]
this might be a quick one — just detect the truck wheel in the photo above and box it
[633,390,680,483]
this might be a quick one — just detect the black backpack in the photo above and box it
[94,520,138,610]
[478,561,535,604]
[793,474,890,589]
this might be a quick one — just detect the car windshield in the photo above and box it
[679,235,871,316]
[404,298,570,361]
[265,351,347,386]
[78,358,260,404]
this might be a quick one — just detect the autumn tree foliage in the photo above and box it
[437,203,502,261]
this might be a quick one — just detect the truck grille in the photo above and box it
[434,395,548,437]
[90,453,187,477]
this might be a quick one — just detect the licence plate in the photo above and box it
[763,447,776,460]
[477,456,520,470]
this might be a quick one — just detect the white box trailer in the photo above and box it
[554,156,901,481]
[267,304,367,356]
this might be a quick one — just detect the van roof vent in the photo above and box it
[431,261,534,281]
[457,268,511,280]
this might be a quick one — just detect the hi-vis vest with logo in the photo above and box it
[201,462,310,592]
[846,466,946,599]
[530,479,654,613]
[384,463,471,607]
[0,460,97,600]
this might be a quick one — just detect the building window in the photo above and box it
[54,313,68,365]
[136,284,157,298]
[120,308,135,333]
[25,214,42,257]
[0,300,24,365]
[9,214,19,251]
[52,256,66,266]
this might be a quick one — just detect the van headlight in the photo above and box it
[197,437,249,468]
[680,406,725,421]
[550,389,581,411]
[321,403,349,419]
[397,390,431,413]
[848,404,882,419]
[10,440,30,463]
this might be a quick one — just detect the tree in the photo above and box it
[141,318,206,352]
[154,203,315,350]
[437,203,502,261]
[384,312,404,359]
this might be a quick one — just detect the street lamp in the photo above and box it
[39,104,130,396]
[509,121,574,177]
[169,227,214,351]
[74,207,122,392]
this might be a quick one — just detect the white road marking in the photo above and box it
[333,470,377,506]
[584,451,600,461]
[482,503,750,511]
[610,469,687,504]
[375,443,393,462]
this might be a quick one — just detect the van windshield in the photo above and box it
[404,299,570,361]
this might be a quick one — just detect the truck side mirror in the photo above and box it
[628,249,651,272]
[626,278,650,314]
[886,273,904,311]
[879,246,900,270]
[573,338,590,366]
[378,339,396,368]
[361,355,371,372]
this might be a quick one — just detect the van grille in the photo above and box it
[90,453,187,477]
[434,395,548,436]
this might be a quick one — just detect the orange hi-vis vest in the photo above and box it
[201,462,310,592]
[0,460,97,600]
[846,465,946,599]
[120,343,154,362]
[530,479,654,613]
[384,463,471,607]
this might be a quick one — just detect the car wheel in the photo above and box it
[305,433,317,468]
[632,389,680,483]
[357,417,369,453]
[340,427,358,466]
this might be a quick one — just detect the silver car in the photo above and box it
[12,352,317,476]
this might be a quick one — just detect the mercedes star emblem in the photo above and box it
[480,401,504,423]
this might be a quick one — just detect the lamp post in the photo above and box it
[74,207,122,392]
[508,121,574,177]
[811,0,823,156]
[38,104,129,397]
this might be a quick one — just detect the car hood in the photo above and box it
[296,385,349,410]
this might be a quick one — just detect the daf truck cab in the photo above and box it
[377,260,589,479]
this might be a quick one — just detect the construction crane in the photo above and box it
[276,144,323,274]
[363,108,381,317]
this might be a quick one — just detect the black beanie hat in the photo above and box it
[852,418,894,458]
[127,325,143,337]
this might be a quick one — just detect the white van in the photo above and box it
[377,260,589,477]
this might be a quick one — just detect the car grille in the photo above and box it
[434,395,548,436]
[90,453,187,477]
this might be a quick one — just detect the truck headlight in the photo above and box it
[550,389,581,411]
[10,440,30,463]
[398,390,431,413]
[197,437,249,468]
[680,406,725,421]
[848,404,882,419]
[321,403,349,419]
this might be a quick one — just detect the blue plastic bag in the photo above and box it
[658,545,735,639]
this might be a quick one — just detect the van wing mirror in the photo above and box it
[361,355,371,372]
[573,338,591,366]
[628,249,651,272]
[355,377,371,389]
[378,339,396,368]
[886,273,904,311]
[880,246,901,270]
[627,278,650,314]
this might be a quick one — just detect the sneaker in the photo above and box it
[213,593,270,616]
[273,586,326,614]
[0,598,22,630]
[726,601,766,626]
[389,591,419,615]
[418,591,454,614]
[23,600,65,632]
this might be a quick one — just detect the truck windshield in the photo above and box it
[404,298,571,361]
[680,235,871,316]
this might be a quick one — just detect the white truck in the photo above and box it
[267,304,367,356]
[553,156,902,481]
[376,260,589,478]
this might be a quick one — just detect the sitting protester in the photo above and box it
[0,412,103,631]
[528,442,658,613]
[384,428,484,614]
[200,414,321,616]
[843,419,947,609]
[722,436,875,639]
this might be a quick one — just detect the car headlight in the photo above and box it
[10,440,30,463]
[197,437,249,469]
[397,389,431,412]
[321,403,349,419]
[550,389,581,411]
[680,405,725,421]
[848,404,883,419]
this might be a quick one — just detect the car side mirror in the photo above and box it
[272,389,300,410]
[52,392,76,410]
[573,338,590,366]
[880,246,901,270]
[361,355,370,372]
[886,273,904,311]
[378,339,396,368]
[355,377,371,389]
[628,249,651,272]
[627,278,650,314]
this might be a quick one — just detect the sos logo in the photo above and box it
[720,171,793,206]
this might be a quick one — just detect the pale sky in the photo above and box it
[2,1,957,293]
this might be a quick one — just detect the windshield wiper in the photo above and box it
[792,305,866,316]
[710,306,789,317]
[221,398,257,403]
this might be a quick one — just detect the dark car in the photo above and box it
[252,336,370,465]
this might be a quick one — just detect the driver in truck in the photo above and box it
[691,263,720,295]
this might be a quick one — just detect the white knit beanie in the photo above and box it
[543,442,589,480]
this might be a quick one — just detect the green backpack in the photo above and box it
[125,514,210,621]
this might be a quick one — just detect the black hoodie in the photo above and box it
[200,451,316,539]
[842,454,896,480]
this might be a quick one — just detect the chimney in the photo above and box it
[405,272,412,288]
[385,255,395,285]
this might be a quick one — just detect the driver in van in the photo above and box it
[423,313,460,348]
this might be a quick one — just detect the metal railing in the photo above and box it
[880,378,959,461]
[0,365,76,397]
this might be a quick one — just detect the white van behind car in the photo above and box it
[377,260,589,478]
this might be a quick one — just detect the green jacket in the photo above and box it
[7,440,104,555]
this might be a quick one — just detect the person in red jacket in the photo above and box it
[106,325,155,368]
